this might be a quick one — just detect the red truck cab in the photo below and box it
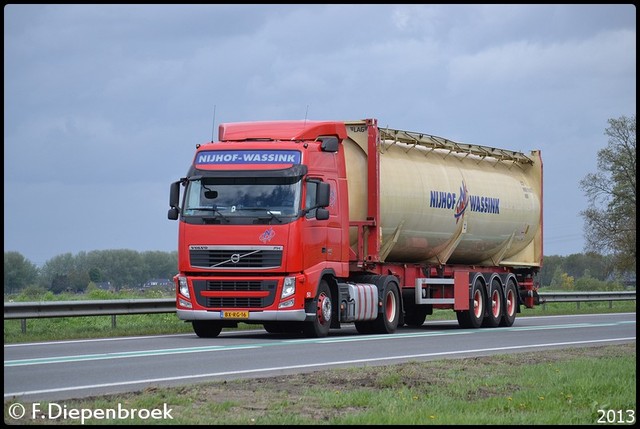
[168,121,351,337]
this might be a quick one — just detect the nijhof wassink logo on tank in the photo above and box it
[429,180,500,222]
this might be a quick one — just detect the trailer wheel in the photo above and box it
[192,321,223,338]
[303,280,332,338]
[499,279,518,327]
[456,278,485,329]
[371,277,400,334]
[482,277,503,328]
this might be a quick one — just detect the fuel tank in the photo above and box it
[343,122,542,267]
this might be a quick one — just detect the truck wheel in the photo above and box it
[404,306,428,327]
[354,321,374,334]
[371,277,400,334]
[456,278,485,329]
[263,322,285,334]
[192,321,223,338]
[264,322,303,334]
[499,279,518,327]
[303,280,332,338]
[482,278,503,328]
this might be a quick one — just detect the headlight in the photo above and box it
[281,276,296,299]
[178,276,190,299]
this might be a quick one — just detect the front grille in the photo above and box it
[206,280,263,291]
[192,279,277,309]
[207,297,264,308]
[190,246,283,269]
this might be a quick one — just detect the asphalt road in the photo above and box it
[4,312,636,402]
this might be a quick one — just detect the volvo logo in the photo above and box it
[230,253,241,264]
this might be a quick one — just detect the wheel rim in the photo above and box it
[491,289,501,318]
[384,291,396,322]
[317,293,331,325]
[473,288,483,318]
[506,286,515,316]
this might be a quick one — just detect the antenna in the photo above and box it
[210,105,217,143]
[304,104,309,127]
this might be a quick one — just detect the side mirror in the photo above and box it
[316,182,330,208]
[315,208,329,220]
[168,207,179,220]
[168,181,181,221]
[320,136,339,153]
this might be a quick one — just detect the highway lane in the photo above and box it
[4,312,635,402]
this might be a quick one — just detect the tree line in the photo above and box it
[539,253,633,291]
[3,249,634,297]
[4,249,177,295]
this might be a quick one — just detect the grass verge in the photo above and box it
[4,343,635,425]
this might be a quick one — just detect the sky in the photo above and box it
[4,4,636,267]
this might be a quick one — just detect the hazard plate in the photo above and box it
[222,311,249,319]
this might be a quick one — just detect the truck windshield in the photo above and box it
[183,176,302,222]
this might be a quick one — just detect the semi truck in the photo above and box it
[168,118,543,338]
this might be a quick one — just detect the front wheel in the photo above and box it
[303,280,333,338]
[192,320,223,338]
[264,322,303,334]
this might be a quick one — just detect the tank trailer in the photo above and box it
[168,119,543,338]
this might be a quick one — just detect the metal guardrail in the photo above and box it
[539,291,636,303]
[4,299,176,333]
[3,298,175,319]
[3,291,636,334]
[538,291,636,311]
[4,292,636,320]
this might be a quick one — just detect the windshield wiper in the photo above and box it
[189,206,230,223]
[240,207,283,223]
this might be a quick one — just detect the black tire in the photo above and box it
[263,322,284,333]
[482,277,503,328]
[499,279,518,327]
[302,280,332,338]
[371,277,401,334]
[354,321,374,334]
[456,277,485,329]
[192,320,223,338]
[264,322,303,334]
[404,306,428,327]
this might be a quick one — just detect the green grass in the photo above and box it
[4,343,635,425]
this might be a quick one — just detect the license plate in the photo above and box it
[222,311,249,319]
